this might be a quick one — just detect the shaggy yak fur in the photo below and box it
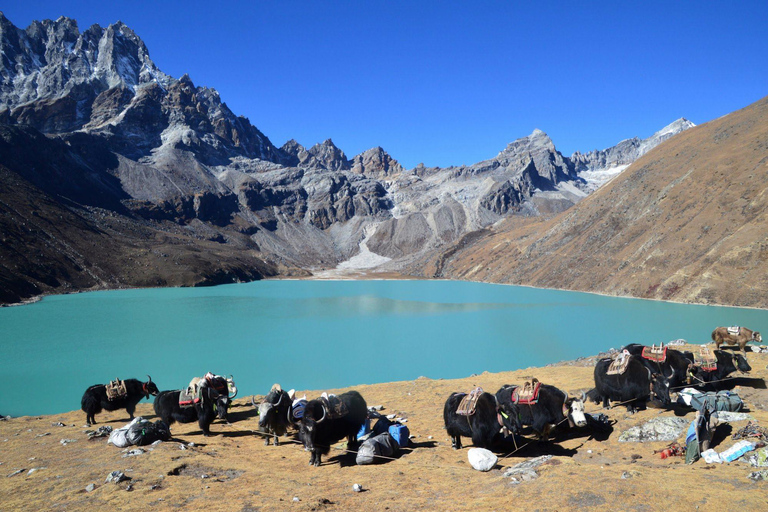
[443,391,517,450]
[298,391,368,467]
[689,350,752,392]
[622,344,695,389]
[81,377,159,425]
[711,327,762,352]
[587,355,671,413]
[153,378,231,436]
[495,384,587,441]
[256,384,293,446]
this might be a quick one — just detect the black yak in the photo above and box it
[153,374,233,436]
[622,343,695,389]
[690,350,752,391]
[496,383,587,441]
[443,391,518,450]
[298,391,368,467]
[81,376,159,425]
[255,384,293,446]
[588,355,671,413]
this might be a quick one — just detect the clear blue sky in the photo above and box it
[3,2,767,168]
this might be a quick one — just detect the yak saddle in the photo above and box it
[607,350,631,375]
[511,378,541,405]
[319,392,349,419]
[695,347,718,372]
[106,379,128,401]
[642,344,667,363]
[456,387,484,416]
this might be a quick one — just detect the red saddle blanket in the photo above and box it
[457,387,484,416]
[512,379,541,405]
[642,346,667,363]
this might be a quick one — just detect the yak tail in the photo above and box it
[711,329,718,342]
[81,392,102,414]
[585,388,601,405]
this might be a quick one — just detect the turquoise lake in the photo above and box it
[2,279,767,417]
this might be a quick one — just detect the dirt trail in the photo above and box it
[1,348,767,511]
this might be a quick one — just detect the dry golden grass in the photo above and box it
[1,348,767,511]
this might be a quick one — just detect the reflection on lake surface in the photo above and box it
[1,279,766,416]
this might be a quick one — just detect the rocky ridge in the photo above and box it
[0,13,693,303]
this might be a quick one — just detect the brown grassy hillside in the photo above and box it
[426,95,768,308]
[1,348,766,511]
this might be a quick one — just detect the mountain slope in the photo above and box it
[426,95,768,308]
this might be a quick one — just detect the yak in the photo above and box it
[712,326,762,353]
[255,384,293,446]
[689,349,752,391]
[443,391,519,450]
[496,384,587,441]
[622,344,695,389]
[153,375,232,436]
[588,355,671,413]
[298,391,368,467]
[81,376,159,425]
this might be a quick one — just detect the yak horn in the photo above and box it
[581,391,586,402]
[316,405,327,424]
[147,375,152,383]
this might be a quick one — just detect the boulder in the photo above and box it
[618,417,689,443]
[467,448,497,472]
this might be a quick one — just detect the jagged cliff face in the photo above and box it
[0,14,695,303]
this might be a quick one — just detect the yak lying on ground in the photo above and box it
[622,344,695,389]
[256,384,293,446]
[153,376,232,436]
[690,350,752,391]
[81,376,159,425]
[298,391,368,466]
[443,391,519,450]
[712,326,762,353]
[496,384,587,441]
[588,355,671,413]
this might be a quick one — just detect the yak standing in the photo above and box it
[81,376,159,425]
[622,343,694,389]
[443,389,517,450]
[256,384,294,446]
[298,391,368,467]
[496,383,587,442]
[153,374,234,436]
[588,354,672,413]
[712,326,762,353]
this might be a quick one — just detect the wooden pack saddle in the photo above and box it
[511,379,541,405]
[695,347,717,372]
[606,350,631,375]
[456,387,484,416]
[642,344,667,363]
[320,393,349,419]
[106,379,128,401]
[727,326,741,336]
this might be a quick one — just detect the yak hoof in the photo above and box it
[264,438,269,446]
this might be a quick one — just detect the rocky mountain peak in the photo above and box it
[350,146,404,177]
[307,138,349,171]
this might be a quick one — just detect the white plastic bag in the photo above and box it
[108,417,143,448]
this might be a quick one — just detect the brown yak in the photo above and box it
[711,326,762,352]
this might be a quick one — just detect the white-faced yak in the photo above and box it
[495,384,587,442]
[443,391,519,450]
[81,376,159,425]
[588,355,672,413]
[298,391,368,467]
